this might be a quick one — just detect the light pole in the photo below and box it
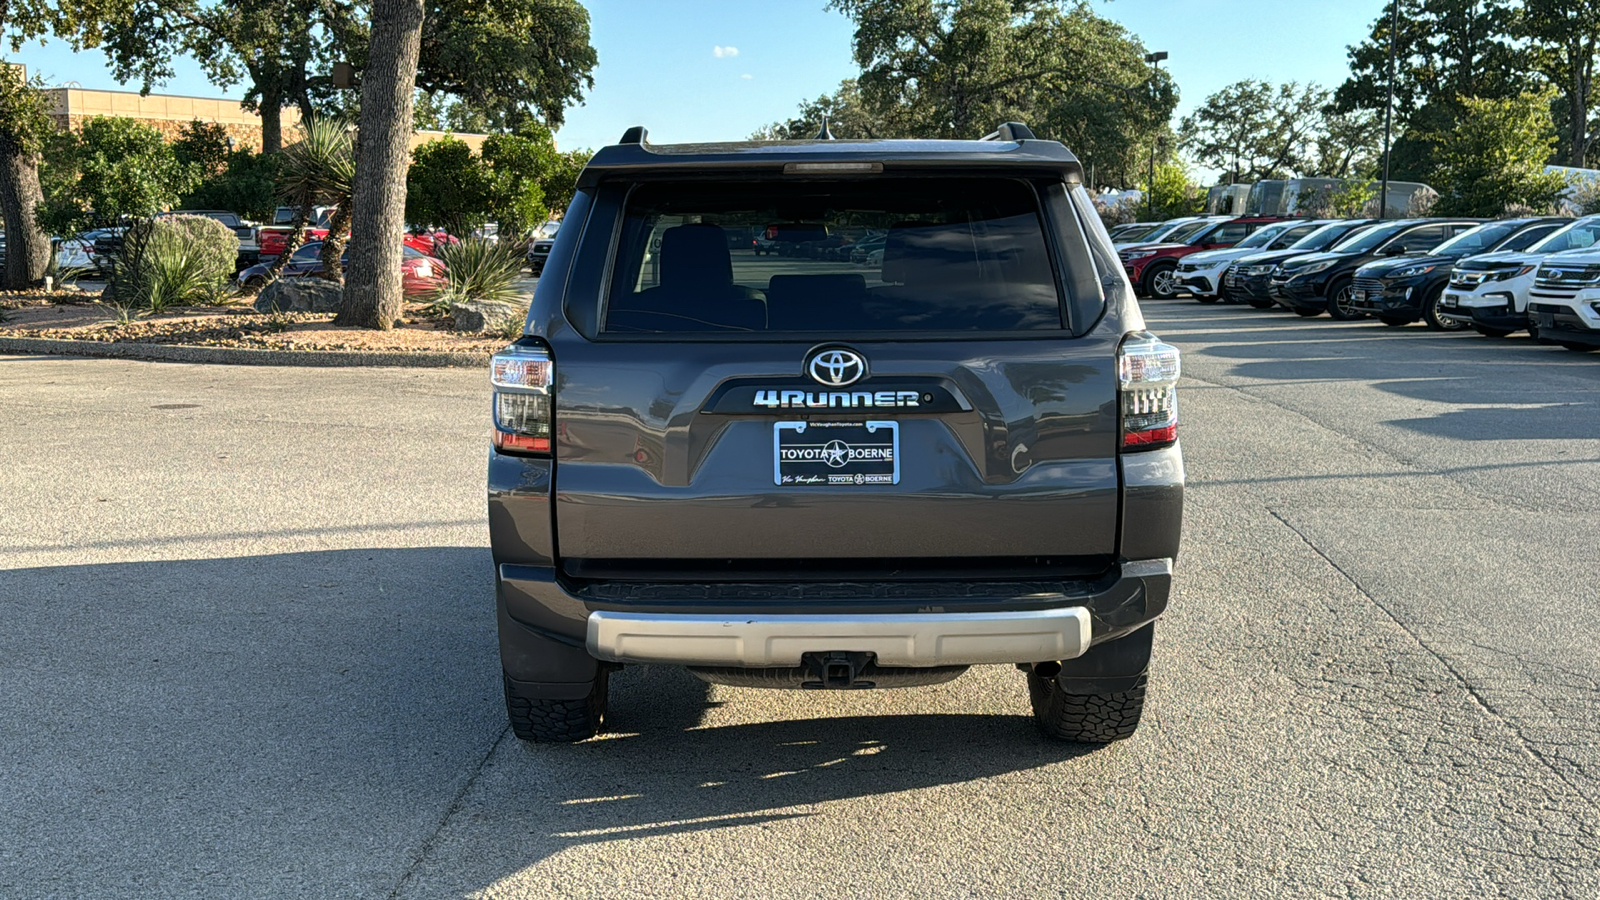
[1144,51,1168,221]
[1378,0,1399,219]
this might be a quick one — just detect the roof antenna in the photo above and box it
[815,115,835,140]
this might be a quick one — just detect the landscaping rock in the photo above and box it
[254,278,344,313]
[449,299,525,333]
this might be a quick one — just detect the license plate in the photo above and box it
[1351,289,1366,302]
[1443,293,1459,307]
[774,421,899,486]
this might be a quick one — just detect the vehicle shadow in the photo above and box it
[0,547,1091,899]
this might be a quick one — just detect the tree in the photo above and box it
[416,0,597,128]
[821,0,1175,187]
[179,150,282,220]
[1302,109,1383,179]
[481,123,556,238]
[0,62,54,289]
[541,148,591,218]
[1141,161,1203,220]
[36,117,198,234]
[274,118,354,280]
[1181,81,1352,183]
[1430,90,1568,216]
[406,136,492,237]
[1517,0,1600,167]
[338,0,424,330]
[752,79,898,140]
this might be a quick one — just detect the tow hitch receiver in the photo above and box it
[801,651,877,689]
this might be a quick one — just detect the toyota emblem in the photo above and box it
[806,348,867,386]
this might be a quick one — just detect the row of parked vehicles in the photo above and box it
[1111,214,1600,351]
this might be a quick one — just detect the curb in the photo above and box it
[0,336,490,368]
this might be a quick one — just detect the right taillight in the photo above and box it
[1117,331,1181,451]
[490,343,554,455]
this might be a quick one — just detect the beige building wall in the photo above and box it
[44,87,486,153]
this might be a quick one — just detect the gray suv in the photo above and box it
[487,124,1185,743]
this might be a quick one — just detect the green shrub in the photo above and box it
[426,238,525,314]
[106,215,239,311]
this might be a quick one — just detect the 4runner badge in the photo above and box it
[807,348,867,386]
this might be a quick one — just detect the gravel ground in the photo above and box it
[1,299,1596,899]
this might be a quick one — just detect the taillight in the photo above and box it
[490,344,554,455]
[1117,331,1180,451]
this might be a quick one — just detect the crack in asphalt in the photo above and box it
[387,724,511,900]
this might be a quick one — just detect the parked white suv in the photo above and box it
[1440,215,1600,339]
[1526,253,1600,352]
[1173,219,1320,302]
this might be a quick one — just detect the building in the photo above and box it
[43,86,486,153]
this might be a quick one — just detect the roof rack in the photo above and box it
[980,122,1037,142]
[619,126,648,145]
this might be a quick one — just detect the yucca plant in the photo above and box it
[425,238,526,315]
[272,118,356,280]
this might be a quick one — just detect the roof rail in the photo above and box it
[981,122,1037,142]
[619,126,648,145]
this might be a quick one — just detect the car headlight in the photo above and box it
[1391,264,1437,278]
[1292,260,1336,275]
[1247,264,1275,275]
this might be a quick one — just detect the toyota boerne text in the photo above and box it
[486,123,1184,744]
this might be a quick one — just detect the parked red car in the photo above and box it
[1119,216,1288,299]
[237,241,448,296]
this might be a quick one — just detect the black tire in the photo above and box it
[1292,307,1322,317]
[1324,278,1362,321]
[1559,341,1600,353]
[1473,324,1513,338]
[503,670,609,743]
[1422,286,1464,331]
[1028,671,1147,743]
[1246,294,1276,309]
[1378,315,1410,327]
[1142,262,1179,300]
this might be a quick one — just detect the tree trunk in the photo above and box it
[1573,42,1591,168]
[0,138,50,290]
[268,207,309,278]
[318,197,353,283]
[337,0,423,330]
[260,92,284,155]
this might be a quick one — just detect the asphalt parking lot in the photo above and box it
[2,301,1598,898]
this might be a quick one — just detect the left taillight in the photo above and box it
[490,344,554,455]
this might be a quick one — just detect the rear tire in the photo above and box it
[1324,278,1361,321]
[1028,671,1147,743]
[503,670,609,743]
[1379,316,1410,327]
[1473,324,1513,338]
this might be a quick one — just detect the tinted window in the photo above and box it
[1163,220,1216,244]
[1291,222,1364,251]
[1498,224,1561,252]
[603,179,1063,334]
[291,242,322,262]
[1333,221,1411,253]
[1205,222,1251,245]
[1388,224,1448,253]
[1431,222,1519,255]
[1530,217,1600,253]
[1232,223,1289,250]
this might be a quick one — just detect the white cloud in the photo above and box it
[713,45,739,58]
[740,73,753,80]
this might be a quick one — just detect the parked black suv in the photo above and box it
[1222,219,1376,308]
[487,124,1184,743]
[1272,218,1482,320]
[1346,217,1567,329]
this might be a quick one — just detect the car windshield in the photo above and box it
[1290,222,1363,251]
[1136,220,1192,243]
[1529,217,1600,253]
[402,245,426,260]
[1431,222,1520,255]
[1115,223,1160,241]
[1163,220,1217,244]
[603,177,1063,334]
[1233,223,1293,250]
[291,243,322,261]
[1330,221,1409,253]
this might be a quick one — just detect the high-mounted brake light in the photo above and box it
[490,344,554,455]
[1117,332,1180,451]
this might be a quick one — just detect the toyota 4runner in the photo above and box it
[487,124,1185,743]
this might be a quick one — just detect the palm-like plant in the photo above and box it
[272,117,356,282]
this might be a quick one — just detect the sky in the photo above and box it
[7,0,1389,154]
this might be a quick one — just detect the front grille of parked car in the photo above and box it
[1352,277,1386,297]
[1531,264,1600,298]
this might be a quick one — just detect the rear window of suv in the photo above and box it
[602,178,1063,334]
